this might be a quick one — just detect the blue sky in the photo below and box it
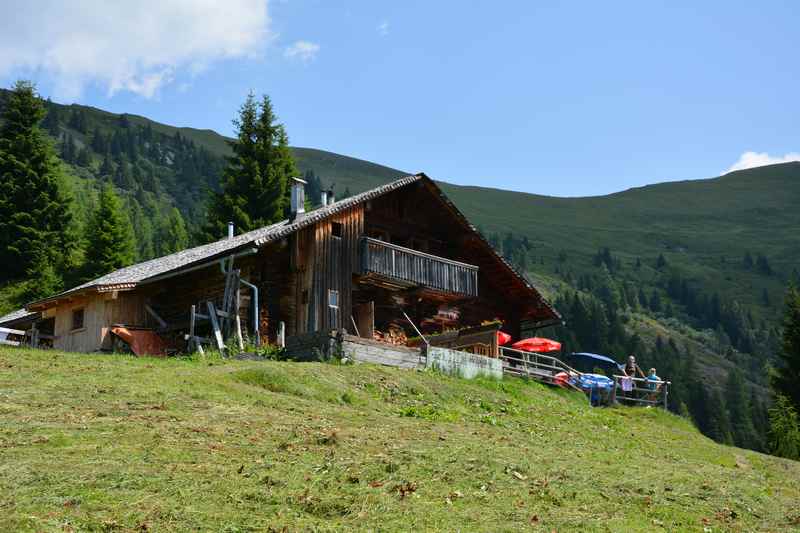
[1,1,798,196]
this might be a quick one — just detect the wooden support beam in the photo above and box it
[145,304,168,329]
[206,301,226,354]
[188,304,197,353]
[234,286,243,351]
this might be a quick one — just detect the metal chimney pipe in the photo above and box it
[228,221,234,239]
[290,177,307,218]
[320,191,328,207]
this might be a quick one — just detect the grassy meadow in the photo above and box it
[1,347,799,532]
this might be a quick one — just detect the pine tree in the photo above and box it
[705,390,734,445]
[22,247,62,301]
[201,93,298,241]
[772,284,800,411]
[60,134,77,163]
[99,151,114,178]
[0,80,75,282]
[637,287,648,309]
[726,368,758,449]
[91,127,107,153]
[159,207,189,255]
[743,251,754,269]
[83,184,136,280]
[756,254,773,276]
[656,253,667,270]
[41,99,61,137]
[649,289,662,313]
[304,169,324,207]
[76,146,92,167]
[768,395,800,460]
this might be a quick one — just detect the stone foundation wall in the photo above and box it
[284,330,337,361]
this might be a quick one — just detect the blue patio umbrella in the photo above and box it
[569,352,624,373]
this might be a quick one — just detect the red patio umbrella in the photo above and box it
[496,331,512,346]
[511,337,562,353]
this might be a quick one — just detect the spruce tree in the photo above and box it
[726,368,758,449]
[159,207,189,255]
[768,395,800,460]
[0,80,74,282]
[201,93,298,241]
[83,184,136,280]
[772,284,800,410]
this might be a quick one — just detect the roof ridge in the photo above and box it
[27,174,424,308]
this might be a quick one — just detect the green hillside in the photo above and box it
[441,163,800,321]
[1,90,796,454]
[1,346,798,532]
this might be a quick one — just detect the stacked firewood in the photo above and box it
[373,327,408,345]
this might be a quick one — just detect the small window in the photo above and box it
[71,308,85,331]
[332,222,343,239]
[328,289,339,309]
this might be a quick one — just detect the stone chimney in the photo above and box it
[290,177,307,219]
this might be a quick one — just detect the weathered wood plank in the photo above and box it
[206,301,225,353]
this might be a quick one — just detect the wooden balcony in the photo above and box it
[359,237,479,297]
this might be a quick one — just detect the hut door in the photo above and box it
[353,301,374,339]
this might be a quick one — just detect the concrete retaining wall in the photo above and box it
[284,331,500,379]
[425,346,503,379]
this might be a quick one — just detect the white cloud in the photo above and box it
[284,40,320,62]
[0,0,271,99]
[377,21,390,36]
[726,151,800,173]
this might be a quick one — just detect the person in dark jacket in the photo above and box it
[623,355,646,378]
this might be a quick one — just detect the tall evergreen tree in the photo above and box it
[159,207,189,255]
[201,93,298,241]
[304,169,324,207]
[705,390,734,445]
[726,368,758,449]
[83,184,136,280]
[772,284,800,411]
[768,395,800,460]
[0,80,75,282]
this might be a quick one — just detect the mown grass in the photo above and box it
[1,347,799,532]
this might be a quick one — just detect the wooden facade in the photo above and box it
[26,174,560,354]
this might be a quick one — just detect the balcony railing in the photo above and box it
[360,237,479,297]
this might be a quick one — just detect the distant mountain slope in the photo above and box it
[3,91,794,450]
[441,163,800,319]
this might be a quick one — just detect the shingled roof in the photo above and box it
[0,307,38,327]
[28,174,425,308]
[26,173,560,324]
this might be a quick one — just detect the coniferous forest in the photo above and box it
[2,80,800,460]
